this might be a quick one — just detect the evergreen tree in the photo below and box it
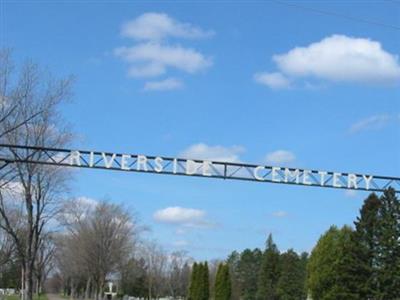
[333,226,366,299]
[376,188,400,298]
[203,262,210,300]
[308,225,338,300]
[307,225,362,300]
[189,262,210,300]
[215,264,224,300]
[120,257,148,298]
[226,251,241,300]
[276,249,306,300]
[215,263,232,300]
[238,248,262,300]
[307,190,400,299]
[257,234,280,300]
[299,252,308,299]
[189,262,199,300]
[224,264,232,300]
[353,192,381,298]
[351,189,400,298]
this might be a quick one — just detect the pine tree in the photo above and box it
[307,225,365,300]
[203,262,210,300]
[189,262,199,300]
[215,263,231,300]
[299,252,308,299]
[276,249,306,300]
[197,263,203,299]
[223,264,232,300]
[353,192,381,298]
[308,225,336,299]
[189,262,210,300]
[226,251,241,300]
[307,190,400,299]
[257,234,280,300]
[215,264,224,300]
[238,248,262,300]
[334,226,366,299]
[376,188,400,298]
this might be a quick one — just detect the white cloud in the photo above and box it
[115,13,213,90]
[154,206,216,229]
[180,143,245,162]
[254,72,291,89]
[121,12,214,41]
[272,211,288,218]
[154,206,205,224]
[115,43,212,78]
[257,34,400,88]
[265,150,296,165]
[144,77,183,91]
[349,114,391,134]
[75,196,98,208]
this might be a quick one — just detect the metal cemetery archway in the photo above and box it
[0,144,399,193]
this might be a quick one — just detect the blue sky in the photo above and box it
[2,1,400,260]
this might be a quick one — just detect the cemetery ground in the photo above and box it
[3,295,48,300]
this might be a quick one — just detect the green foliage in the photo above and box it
[307,225,363,300]
[189,262,198,300]
[375,188,400,298]
[0,259,20,288]
[349,188,400,299]
[307,225,337,299]
[276,249,307,300]
[307,189,400,300]
[352,192,381,298]
[189,262,210,300]
[257,234,280,300]
[238,248,262,300]
[226,251,241,300]
[215,263,231,300]
[119,258,147,298]
[203,262,210,300]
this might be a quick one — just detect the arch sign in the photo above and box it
[0,144,399,193]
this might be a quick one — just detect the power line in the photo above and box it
[274,0,400,31]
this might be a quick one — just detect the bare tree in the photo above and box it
[140,241,168,300]
[56,199,94,300]
[0,228,14,268]
[0,49,73,300]
[0,49,58,142]
[57,200,137,300]
[34,232,56,296]
[167,251,192,299]
[54,232,87,299]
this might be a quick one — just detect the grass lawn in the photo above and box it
[4,294,48,300]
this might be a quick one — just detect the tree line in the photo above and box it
[308,188,400,299]
[186,188,399,300]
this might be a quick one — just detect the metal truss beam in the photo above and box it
[0,144,398,193]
